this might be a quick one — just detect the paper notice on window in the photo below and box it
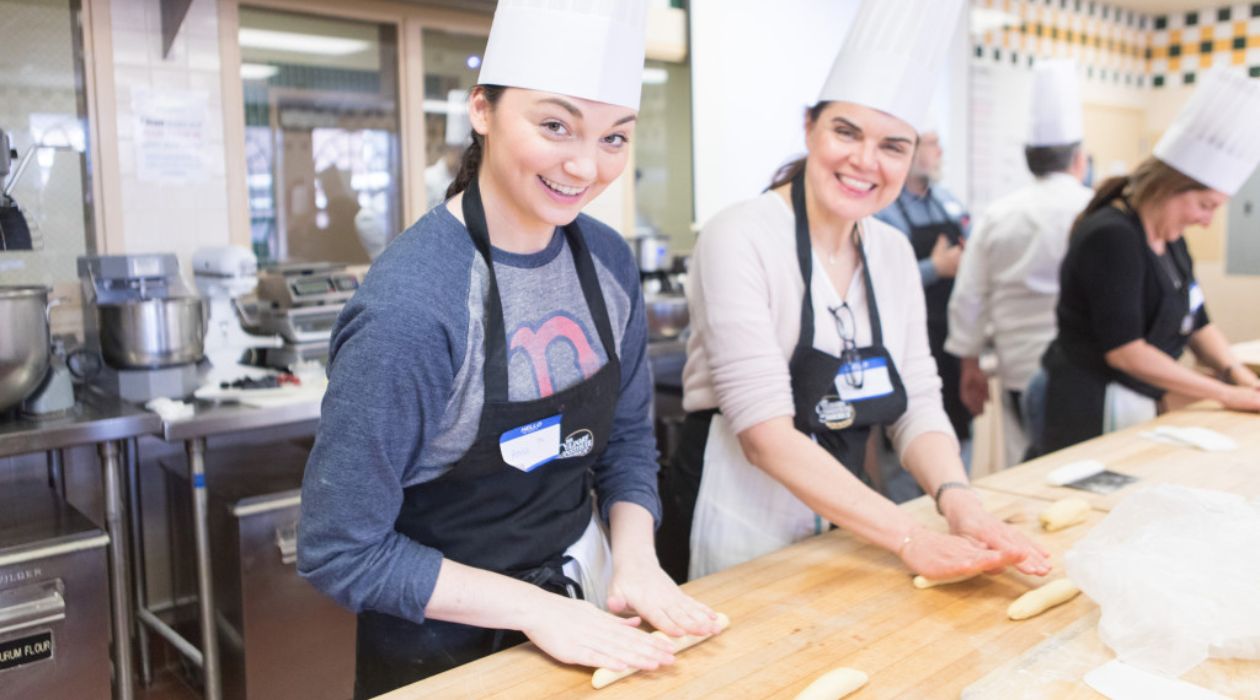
[132,87,209,184]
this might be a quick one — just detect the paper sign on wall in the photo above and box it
[132,87,208,184]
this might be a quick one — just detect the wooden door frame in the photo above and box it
[217,0,491,248]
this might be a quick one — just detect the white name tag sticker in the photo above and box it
[835,356,895,402]
[499,414,561,472]
[1188,282,1204,314]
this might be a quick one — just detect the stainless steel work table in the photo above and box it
[0,388,162,700]
[146,397,321,700]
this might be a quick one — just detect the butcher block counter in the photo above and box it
[1233,339,1260,375]
[977,402,1260,512]
[381,484,1259,698]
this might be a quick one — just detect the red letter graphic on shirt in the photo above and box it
[509,314,601,397]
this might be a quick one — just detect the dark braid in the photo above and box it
[445,85,506,200]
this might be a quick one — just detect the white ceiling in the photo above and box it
[1107,0,1242,13]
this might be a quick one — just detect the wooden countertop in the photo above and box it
[976,402,1260,511]
[380,487,1260,698]
[1233,339,1260,375]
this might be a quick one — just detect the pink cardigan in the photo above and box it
[682,191,957,455]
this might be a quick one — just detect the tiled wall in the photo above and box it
[1150,4,1260,87]
[972,0,1260,89]
[107,0,231,268]
[972,0,1151,89]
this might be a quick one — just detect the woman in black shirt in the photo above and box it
[1036,157,1260,453]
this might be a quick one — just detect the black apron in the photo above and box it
[354,177,623,698]
[895,194,970,440]
[1040,205,1196,454]
[657,170,907,582]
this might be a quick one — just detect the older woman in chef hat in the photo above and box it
[299,2,717,695]
[658,0,1052,585]
[1035,68,1260,455]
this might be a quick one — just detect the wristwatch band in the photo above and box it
[934,481,972,515]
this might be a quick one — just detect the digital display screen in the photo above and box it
[291,278,331,296]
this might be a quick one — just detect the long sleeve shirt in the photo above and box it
[874,184,971,286]
[298,205,660,624]
[681,191,957,455]
[945,173,1094,391]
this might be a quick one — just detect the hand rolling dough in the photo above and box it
[794,667,869,700]
[591,613,731,689]
[912,573,978,589]
[1039,497,1091,532]
[1007,578,1080,620]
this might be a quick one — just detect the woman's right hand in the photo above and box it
[1219,384,1260,412]
[521,593,677,672]
[897,526,1009,580]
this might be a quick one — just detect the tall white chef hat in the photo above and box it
[478,0,647,111]
[1028,59,1083,147]
[817,0,967,133]
[1153,67,1260,195]
[445,89,471,147]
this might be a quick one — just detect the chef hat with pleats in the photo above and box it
[444,89,471,147]
[478,0,647,111]
[1153,67,1260,195]
[1028,59,1083,147]
[816,0,967,133]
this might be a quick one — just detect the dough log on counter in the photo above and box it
[794,667,869,700]
[1039,497,1091,532]
[591,613,731,689]
[1007,578,1080,620]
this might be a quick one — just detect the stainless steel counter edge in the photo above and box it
[160,399,322,441]
[0,390,163,458]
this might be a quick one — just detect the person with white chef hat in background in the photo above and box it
[1035,67,1260,455]
[425,88,472,210]
[657,0,1051,586]
[946,59,1093,466]
[299,2,716,696]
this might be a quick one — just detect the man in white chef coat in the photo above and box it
[945,59,1093,466]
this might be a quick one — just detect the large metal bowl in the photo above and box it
[0,286,51,412]
[645,293,690,341]
[98,297,207,369]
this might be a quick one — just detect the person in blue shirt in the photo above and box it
[874,128,972,500]
[297,3,715,696]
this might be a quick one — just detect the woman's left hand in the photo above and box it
[939,488,1053,577]
[607,559,720,639]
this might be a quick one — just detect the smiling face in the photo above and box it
[1157,188,1228,241]
[469,87,636,236]
[802,101,917,223]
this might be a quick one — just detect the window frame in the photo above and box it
[217,0,491,249]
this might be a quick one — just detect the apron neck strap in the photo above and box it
[789,168,884,350]
[790,168,818,348]
[461,176,619,403]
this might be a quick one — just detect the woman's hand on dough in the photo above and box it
[522,594,675,672]
[898,526,1008,580]
[943,496,1052,577]
[607,559,720,639]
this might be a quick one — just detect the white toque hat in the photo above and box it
[1028,59,1083,147]
[444,89,471,147]
[478,0,647,111]
[816,0,967,132]
[1153,67,1260,195]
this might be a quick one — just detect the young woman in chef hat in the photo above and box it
[299,2,717,695]
[659,0,1053,584]
[1034,67,1260,455]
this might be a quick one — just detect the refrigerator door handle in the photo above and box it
[0,580,66,636]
